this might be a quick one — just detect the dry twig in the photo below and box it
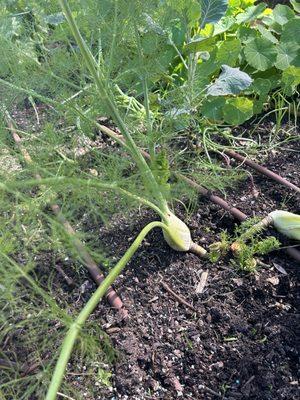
[195,270,209,294]
[161,280,196,312]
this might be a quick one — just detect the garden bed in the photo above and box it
[58,130,299,400]
[1,1,299,398]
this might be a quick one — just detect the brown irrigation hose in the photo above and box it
[225,149,300,194]
[177,174,248,221]
[4,113,124,312]
[95,124,300,263]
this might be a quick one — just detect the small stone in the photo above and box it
[266,276,279,285]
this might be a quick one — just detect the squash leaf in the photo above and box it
[207,65,253,96]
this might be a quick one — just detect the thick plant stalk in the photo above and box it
[45,221,169,400]
[225,149,300,194]
[59,0,168,215]
[4,114,124,311]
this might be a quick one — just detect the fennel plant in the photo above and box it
[41,0,207,397]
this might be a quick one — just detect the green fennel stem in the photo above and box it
[6,176,167,221]
[133,21,155,161]
[45,221,169,400]
[59,0,168,214]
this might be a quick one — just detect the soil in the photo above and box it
[69,129,299,400]
[3,108,300,399]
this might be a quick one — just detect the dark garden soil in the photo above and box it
[4,108,300,399]
[65,130,299,399]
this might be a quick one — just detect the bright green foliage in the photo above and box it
[200,0,228,27]
[223,97,253,124]
[290,0,300,13]
[232,236,280,272]
[212,218,281,272]
[244,38,278,71]
[281,18,300,42]
[208,65,253,96]
[235,3,266,23]
[151,149,171,197]
[201,96,226,120]
[1,0,299,130]
[234,218,281,271]
[273,4,295,25]
[276,42,300,70]
[216,38,242,66]
[167,0,300,125]
[282,65,300,95]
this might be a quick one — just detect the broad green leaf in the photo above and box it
[171,24,186,47]
[200,23,215,37]
[275,42,300,70]
[213,16,236,35]
[282,66,300,95]
[216,38,241,66]
[229,0,241,7]
[196,49,220,76]
[235,3,266,24]
[202,97,226,120]
[199,0,228,28]
[223,97,253,124]
[237,26,258,43]
[185,36,216,53]
[281,19,300,46]
[187,0,202,25]
[194,74,211,91]
[228,0,256,14]
[256,25,278,44]
[290,0,300,13]
[253,97,266,114]
[207,65,253,96]
[273,5,295,26]
[244,38,277,71]
[261,15,283,33]
[250,78,271,95]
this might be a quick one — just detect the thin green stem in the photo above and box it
[107,0,118,79]
[0,253,70,324]
[5,177,167,221]
[133,21,155,162]
[169,38,188,70]
[59,0,168,213]
[0,78,127,151]
[0,78,60,111]
[45,221,169,400]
